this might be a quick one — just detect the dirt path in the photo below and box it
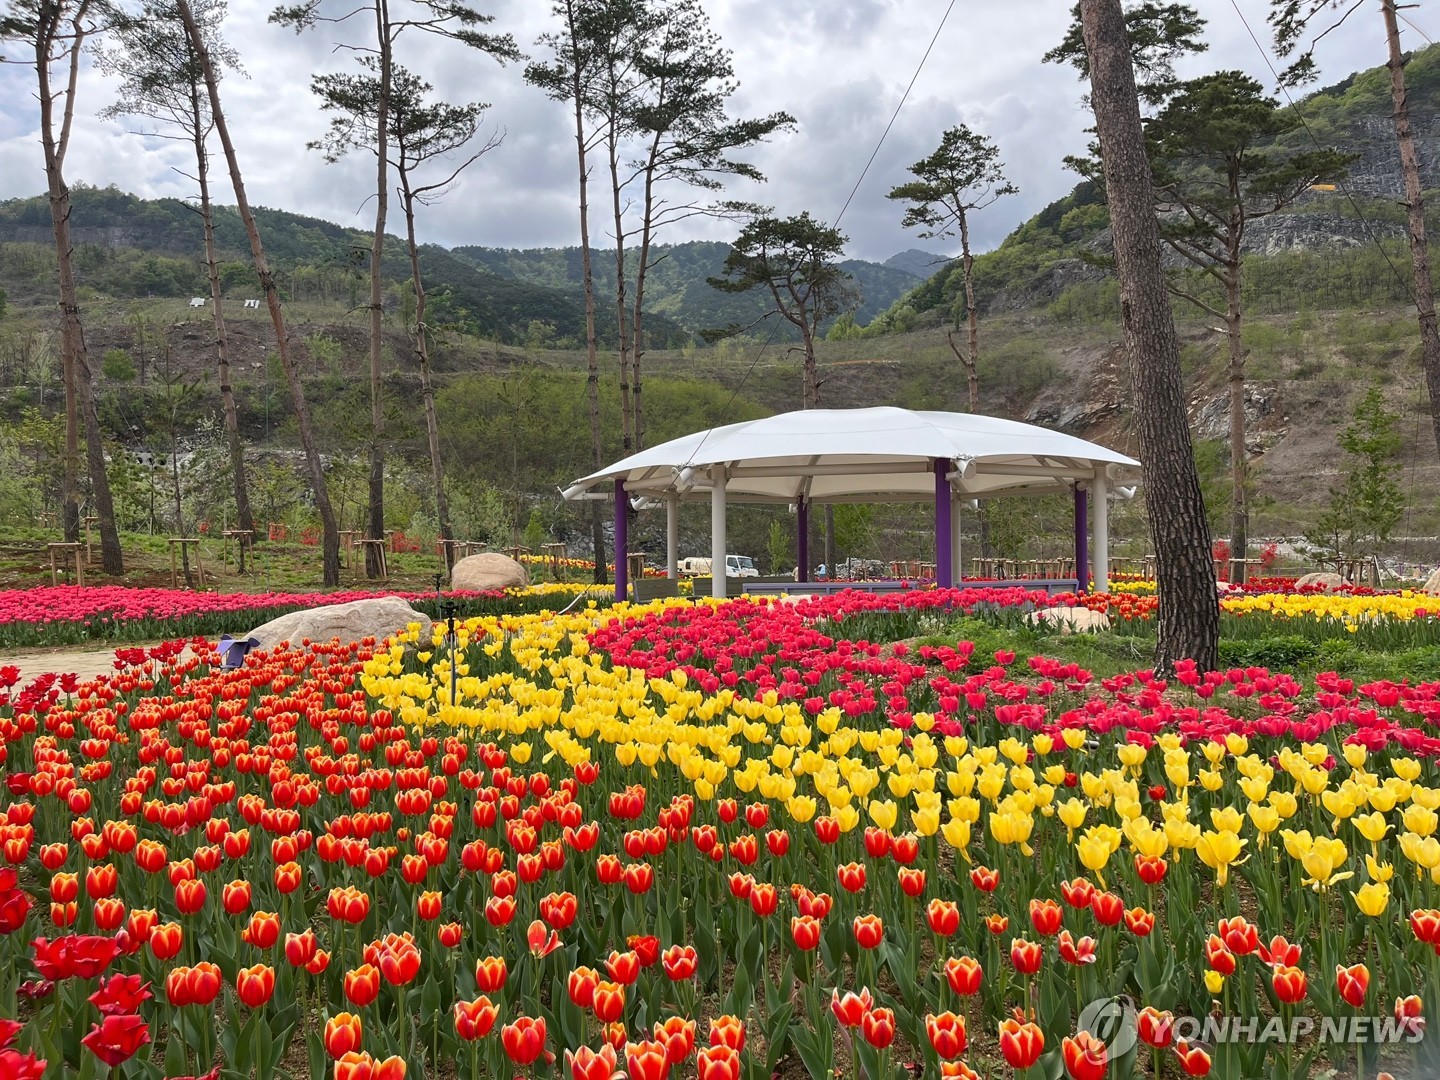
[3,643,160,686]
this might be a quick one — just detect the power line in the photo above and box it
[679,0,958,470]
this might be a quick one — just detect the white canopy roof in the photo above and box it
[564,406,1141,504]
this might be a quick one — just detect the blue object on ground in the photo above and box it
[217,635,261,668]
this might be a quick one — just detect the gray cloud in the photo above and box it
[0,0,1408,267]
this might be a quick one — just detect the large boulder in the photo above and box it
[1421,567,1440,597]
[1025,606,1111,634]
[246,596,431,651]
[451,552,529,591]
[1295,572,1346,592]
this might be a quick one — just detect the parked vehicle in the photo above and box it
[678,555,759,577]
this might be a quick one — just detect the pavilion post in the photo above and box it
[666,492,679,579]
[711,465,727,600]
[950,496,963,585]
[1073,485,1089,592]
[1093,468,1110,594]
[934,458,952,589]
[796,499,809,581]
[614,479,628,602]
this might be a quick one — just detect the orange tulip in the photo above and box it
[343,964,381,1008]
[453,996,498,1040]
[1174,1039,1212,1076]
[853,914,884,950]
[927,899,960,937]
[1124,907,1155,936]
[235,963,275,1009]
[1091,891,1124,927]
[944,955,983,996]
[999,1018,1044,1069]
[241,911,280,949]
[625,1038,669,1080]
[323,1012,363,1059]
[1010,938,1043,975]
[1336,963,1370,1008]
[709,1015,745,1052]
[696,1045,740,1080]
[863,1006,896,1049]
[1060,877,1095,909]
[1411,909,1440,946]
[567,966,598,1008]
[1062,1031,1108,1080]
[791,915,822,952]
[475,955,508,993]
[830,988,873,1028]
[149,922,183,961]
[501,1016,547,1066]
[897,866,926,897]
[1057,930,1097,966]
[925,1012,967,1060]
[836,862,866,893]
[593,981,626,1024]
[969,865,999,892]
[654,1016,696,1066]
[1272,965,1307,1004]
[1137,1005,1175,1048]
[222,880,252,916]
[565,1044,618,1080]
[985,914,1009,935]
[1029,898,1063,937]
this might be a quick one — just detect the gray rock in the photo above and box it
[1295,572,1346,591]
[450,552,529,591]
[246,596,431,651]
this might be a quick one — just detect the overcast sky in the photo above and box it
[0,0,1410,265]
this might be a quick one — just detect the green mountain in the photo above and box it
[0,188,919,344]
[867,42,1440,335]
[450,240,920,337]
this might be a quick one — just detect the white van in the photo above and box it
[678,555,759,577]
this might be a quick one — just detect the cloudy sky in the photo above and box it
[0,0,1410,264]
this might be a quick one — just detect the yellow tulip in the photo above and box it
[1061,728,1086,750]
[911,805,941,836]
[1351,811,1391,844]
[1394,757,1423,782]
[868,799,898,831]
[786,795,817,823]
[1343,744,1369,769]
[1351,880,1390,917]
[1210,806,1244,834]
[835,804,861,833]
[1195,829,1247,886]
[941,816,972,855]
[1365,854,1394,882]
[1117,743,1147,770]
[1204,969,1226,995]
[1057,799,1087,838]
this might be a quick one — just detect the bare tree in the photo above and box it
[1079,0,1219,671]
[175,0,343,584]
[98,0,255,568]
[2,0,124,572]
[526,0,609,583]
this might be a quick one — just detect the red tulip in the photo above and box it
[749,882,779,917]
[1058,930,1097,966]
[476,956,508,993]
[830,987,873,1027]
[1174,1039,1212,1076]
[943,955,983,996]
[593,981,626,1023]
[863,1006,896,1049]
[1060,877,1095,909]
[661,944,697,980]
[222,880,252,915]
[1137,1006,1174,1048]
[791,914,822,951]
[1337,963,1370,1008]
[696,1045,740,1080]
[344,964,381,1007]
[853,914,884,949]
[454,996,498,1040]
[1029,898,1063,936]
[242,911,280,949]
[625,1038,670,1080]
[1124,907,1155,936]
[1010,938,1043,975]
[1272,965,1307,1004]
[236,963,275,1008]
[1062,1031,1108,1080]
[969,865,999,892]
[998,1018,1044,1069]
[565,1044,619,1080]
[1218,916,1258,956]
[81,1013,150,1067]
[654,1016,696,1066]
[925,1012,967,1060]
[527,919,562,957]
[174,878,206,915]
[32,934,118,980]
[1204,935,1236,977]
[927,899,960,937]
[606,949,641,985]
[88,972,151,1015]
[568,966,599,1008]
[324,1013,364,1059]
[501,1016,548,1066]
[836,862,866,893]
[1091,891,1124,927]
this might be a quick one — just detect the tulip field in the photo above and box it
[4,585,1440,1079]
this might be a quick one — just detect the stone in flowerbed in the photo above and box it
[245,595,430,650]
[451,552,529,591]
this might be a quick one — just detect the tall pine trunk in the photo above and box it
[630,132,664,454]
[609,134,633,455]
[191,88,253,570]
[1382,0,1440,457]
[365,0,393,579]
[36,3,122,573]
[1080,0,1218,672]
[959,210,982,411]
[1224,250,1247,587]
[399,176,451,569]
[178,0,341,585]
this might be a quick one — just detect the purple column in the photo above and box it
[796,499,809,582]
[1073,485,1089,592]
[614,479,627,602]
[935,458,952,589]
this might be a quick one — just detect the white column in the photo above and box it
[666,493,680,579]
[950,496,963,584]
[710,465,727,600]
[1092,468,1110,594]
